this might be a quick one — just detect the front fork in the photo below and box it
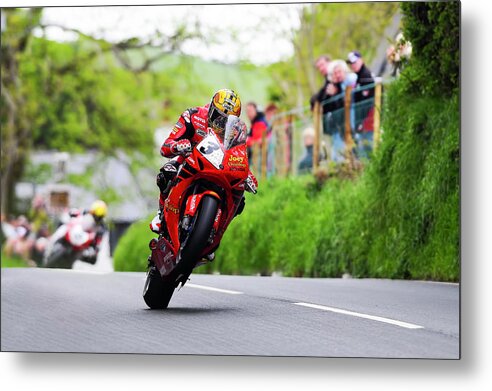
[182,188,222,246]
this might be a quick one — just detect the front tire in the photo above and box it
[43,240,73,268]
[179,195,219,272]
[142,195,218,309]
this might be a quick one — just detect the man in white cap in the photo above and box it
[347,50,375,101]
[347,50,376,158]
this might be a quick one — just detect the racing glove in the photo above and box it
[171,139,192,156]
[245,173,258,194]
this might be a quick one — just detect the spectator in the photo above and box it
[325,60,357,162]
[347,50,376,158]
[310,55,332,114]
[28,194,51,236]
[246,102,268,162]
[330,60,357,91]
[4,215,36,265]
[264,103,278,126]
[298,127,315,173]
[264,103,278,177]
[347,50,375,100]
[28,194,52,264]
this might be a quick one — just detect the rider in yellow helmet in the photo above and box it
[77,199,108,264]
[89,200,108,221]
[151,89,258,256]
[155,88,256,214]
[207,89,242,140]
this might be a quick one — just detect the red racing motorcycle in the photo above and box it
[143,116,255,309]
[43,213,98,269]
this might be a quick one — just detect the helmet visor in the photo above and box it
[208,106,228,136]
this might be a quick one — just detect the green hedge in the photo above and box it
[113,217,156,272]
[113,90,459,282]
[0,252,30,268]
[400,1,460,96]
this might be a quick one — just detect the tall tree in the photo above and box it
[266,2,400,109]
[1,8,42,216]
[0,8,202,215]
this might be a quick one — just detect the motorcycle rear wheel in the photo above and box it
[143,264,175,309]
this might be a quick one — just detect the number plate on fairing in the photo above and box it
[150,237,177,277]
[197,135,224,169]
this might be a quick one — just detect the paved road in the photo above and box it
[1,268,459,358]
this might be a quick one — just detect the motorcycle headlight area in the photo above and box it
[197,135,225,169]
[69,225,90,246]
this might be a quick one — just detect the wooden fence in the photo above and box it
[250,79,383,180]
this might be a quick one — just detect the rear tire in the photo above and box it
[143,265,175,309]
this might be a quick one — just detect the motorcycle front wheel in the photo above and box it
[142,195,219,309]
[43,240,74,269]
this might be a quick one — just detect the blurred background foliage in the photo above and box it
[1,3,401,216]
[2,3,459,281]
[1,7,272,215]
[113,1,459,281]
[266,2,400,108]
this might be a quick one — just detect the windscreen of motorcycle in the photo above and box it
[197,133,225,169]
[223,115,247,150]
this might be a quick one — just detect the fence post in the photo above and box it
[313,101,321,173]
[253,142,261,177]
[283,121,289,177]
[273,119,281,177]
[275,118,285,177]
[289,115,296,176]
[373,80,382,150]
[261,128,267,181]
[344,85,355,160]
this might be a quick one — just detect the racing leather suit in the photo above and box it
[157,104,258,209]
[157,104,258,213]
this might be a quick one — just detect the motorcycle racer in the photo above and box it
[72,200,107,264]
[150,89,258,254]
[42,199,107,268]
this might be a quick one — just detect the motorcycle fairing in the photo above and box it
[162,130,248,261]
[149,236,177,277]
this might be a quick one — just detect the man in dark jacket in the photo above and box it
[347,50,375,102]
[246,101,269,161]
[310,55,338,114]
[347,50,376,158]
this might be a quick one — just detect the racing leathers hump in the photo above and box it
[159,104,258,194]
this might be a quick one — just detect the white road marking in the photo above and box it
[416,280,459,286]
[293,302,424,329]
[186,283,243,295]
[39,268,111,275]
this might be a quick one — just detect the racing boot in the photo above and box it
[150,209,163,234]
[156,159,180,198]
[151,159,181,234]
[204,252,215,262]
[194,252,215,269]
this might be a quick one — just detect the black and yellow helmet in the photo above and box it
[208,89,241,138]
[89,200,107,219]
